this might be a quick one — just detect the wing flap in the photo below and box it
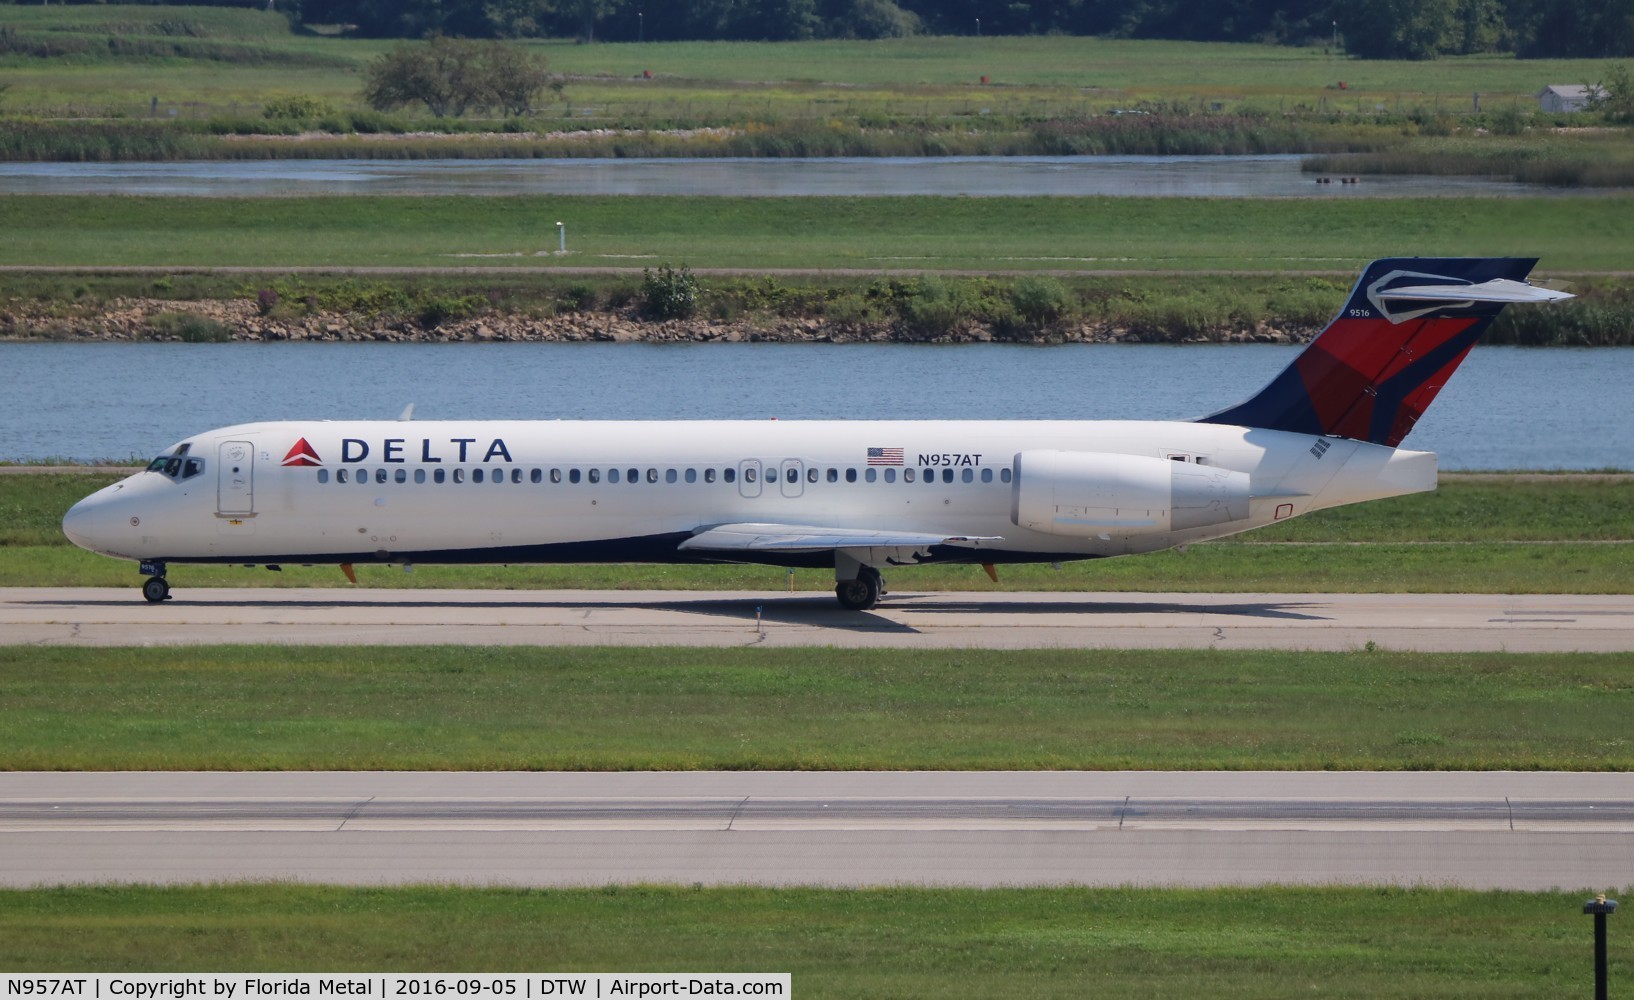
[679,522,1001,553]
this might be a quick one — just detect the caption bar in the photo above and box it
[2,976,789,1000]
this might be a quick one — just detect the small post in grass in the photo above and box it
[1584,894,1618,1000]
[555,221,566,255]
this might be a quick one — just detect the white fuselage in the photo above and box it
[63,418,1436,570]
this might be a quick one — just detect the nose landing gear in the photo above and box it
[138,561,171,603]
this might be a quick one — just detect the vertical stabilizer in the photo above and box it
[1199,258,1570,446]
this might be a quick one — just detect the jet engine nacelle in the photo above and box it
[1011,450,1251,537]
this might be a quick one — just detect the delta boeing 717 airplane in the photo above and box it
[63,258,1570,610]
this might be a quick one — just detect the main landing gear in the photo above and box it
[834,565,886,611]
[139,561,171,603]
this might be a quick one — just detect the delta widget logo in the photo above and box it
[282,438,322,467]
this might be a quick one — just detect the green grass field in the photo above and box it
[0,884,1619,998]
[3,194,1631,272]
[0,5,1617,121]
[3,645,1634,770]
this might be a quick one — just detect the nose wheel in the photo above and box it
[141,576,171,603]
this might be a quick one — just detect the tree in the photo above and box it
[1342,0,1460,58]
[484,41,557,115]
[362,37,553,118]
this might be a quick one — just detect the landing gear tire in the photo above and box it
[141,576,170,603]
[834,567,882,611]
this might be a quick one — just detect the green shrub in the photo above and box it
[897,276,969,339]
[560,282,598,312]
[262,96,337,121]
[1009,276,1070,327]
[146,312,231,343]
[642,264,699,320]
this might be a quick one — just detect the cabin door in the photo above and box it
[217,440,255,515]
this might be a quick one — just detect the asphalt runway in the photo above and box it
[3,587,1632,651]
[5,771,1632,889]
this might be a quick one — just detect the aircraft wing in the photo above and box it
[678,523,1001,553]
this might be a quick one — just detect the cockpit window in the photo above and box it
[148,453,205,482]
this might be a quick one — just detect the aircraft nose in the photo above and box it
[61,497,104,551]
[62,494,120,554]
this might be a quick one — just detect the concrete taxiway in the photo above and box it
[3,587,1632,651]
[4,771,1631,889]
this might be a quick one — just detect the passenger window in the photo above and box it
[589,468,600,484]
[531,468,543,484]
[550,469,562,484]
[512,469,523,484]
[395,469,407,484]
[704,468,716,484]
[685,469,697,484]
[1001,468,1012,483]
[628,468,640,484]
[904,469,916,483]
[724,468,736,484]
[807,468,818,484]
[666,469,678,484]
[434,468,446,484]
[981,468,993,483]
[866,468,877,483]
[318,469,330,484]
[473,469,485,484]
[962,468,973,483]
[454,469,466,484]
[357,474,369,487]
[415,469,426,484]
[787,467,799,484]
[827,468,838,483]
[943,469,954,483]
[884,469,896,483]
[375,468,388,484]
[846,468,857,483]
[568,469,580,484]
[744,468,756,484]
[647,468,658,484]
[926,473,936,486]
[609,468,620,484]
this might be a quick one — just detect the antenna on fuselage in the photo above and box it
[398,403,415,421]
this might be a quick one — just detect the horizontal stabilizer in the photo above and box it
[1376,278,1574,305]
[680,523,1001,553]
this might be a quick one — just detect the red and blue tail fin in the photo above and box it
[1199,258,1570,447]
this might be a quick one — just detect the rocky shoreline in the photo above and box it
[1,296,1318,345]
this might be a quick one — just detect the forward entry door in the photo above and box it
[217,440,255,515]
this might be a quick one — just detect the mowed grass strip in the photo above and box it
[4,646,1633,770]
[4,195,1633,271]
[0,884,1618,997]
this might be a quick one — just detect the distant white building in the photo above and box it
[1537,84,1605,113]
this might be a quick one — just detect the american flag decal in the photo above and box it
[867,447,904,466]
